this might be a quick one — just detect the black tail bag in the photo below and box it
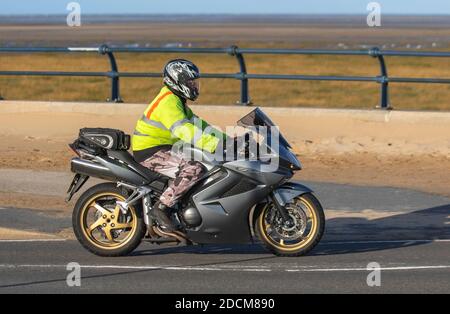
[78,128,130,151]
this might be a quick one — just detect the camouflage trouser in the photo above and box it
[140,149,206,207]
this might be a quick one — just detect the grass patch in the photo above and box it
[0,52,449,110]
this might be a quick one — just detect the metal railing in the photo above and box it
[1,44,450,109]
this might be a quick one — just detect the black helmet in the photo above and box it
[163,59,200,101]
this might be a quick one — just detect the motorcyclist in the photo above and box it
[132,59,227,231]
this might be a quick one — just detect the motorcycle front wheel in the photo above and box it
[255,192,325,257]
[72,183,146,257]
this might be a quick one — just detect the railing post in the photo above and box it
[228,45,251,105]
[99,44,122,103]
[369,47,391,110]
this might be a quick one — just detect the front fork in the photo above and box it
[270,192,294,224]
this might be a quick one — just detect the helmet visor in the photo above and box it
[186,79,200,97]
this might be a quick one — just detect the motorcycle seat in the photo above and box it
[107,150,169,187]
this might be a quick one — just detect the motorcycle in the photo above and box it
[67,108,325,257]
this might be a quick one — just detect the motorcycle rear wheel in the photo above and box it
[72,183,146,257]
[255,192,325,257]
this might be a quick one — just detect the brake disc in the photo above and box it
[271,204,308,240]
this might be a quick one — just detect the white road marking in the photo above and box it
[68,47,99,52]
[321,239,450,245]
[286,265,450,272]
[0,264,272,272]
[0,239,66,243]
[0,264,449,273]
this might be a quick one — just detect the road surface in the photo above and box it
[0,239,449,293]
[0,180,449,293]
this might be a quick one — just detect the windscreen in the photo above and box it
[237,107,291,149]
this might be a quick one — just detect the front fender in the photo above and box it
[272,181,313,206]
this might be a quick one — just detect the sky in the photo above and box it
[1,0,450,15]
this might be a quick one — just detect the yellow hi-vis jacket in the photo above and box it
[132,86,226,153]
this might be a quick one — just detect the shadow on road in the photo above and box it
[316,203,450,255]
[0,251,277,290]
[131,204,450,257]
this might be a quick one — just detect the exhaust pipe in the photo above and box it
[71,158,118,181]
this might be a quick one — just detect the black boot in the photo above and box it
[152,201,176,232]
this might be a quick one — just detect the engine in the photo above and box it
[181,206,202,227]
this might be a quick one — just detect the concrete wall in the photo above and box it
[1,100,449,156]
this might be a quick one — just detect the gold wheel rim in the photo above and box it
[259,196,318,252]
[80,192,138,250]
